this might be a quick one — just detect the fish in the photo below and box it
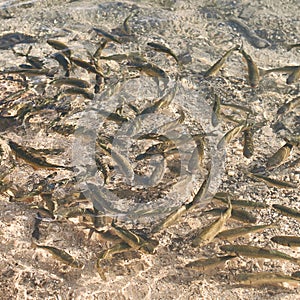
[0,68,53,76]
[93,27,121,44]
[32,213,42,240]
[247,172,297,189]
[188,138,205,173]
[147,42,179,63]
[216,223,276,240]
[33,243,84,268]
[98,109,129,124]
[220,102,253,114]
[235,272,300,286]
[266,143,293,169]
[220,244,300,264]
[152,176,210,233]
[111,222,158,254]
[213,193,268,209]
[286,43,300,51]
[62,87,94,100]
[217,121,247,150]
[185,255,236,271]
[189,176,210,207]
[151,204,189,234]
[239,46,260,87]
[51,78,91,88]
[203,207,257,224]
[272,204,300,222]
[99,54,128,62]
[96,242,131,280]
[277,96,300,114]
[95,154,110,184]
[211,94,221,127]
[153,108,185,133]
[50,52,71,77]
[147,158,167,186]
[271,236,300,248]
[70,57,104,76]
[259,65,300,77]
[204,45,240,77]
[286,66,300,84]
[228,17,270,49]
[47,39,71,57]
[128,61,167,78]
[139,85,177,115]
[8,140,73,170]
[111,148,134,182]
[92,38,108,68]
[243,128,254,158]
[192,200,232,247]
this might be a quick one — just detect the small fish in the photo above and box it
[203,207,257,224]
[95,154,110,184]
[220,102,253,114]
[213,194,268,209]
[185,255,236,271]
[259,65,299,77]
[139,85,177,115]
[228,17,270,49]
[50,52,71,77]
[292,271,300,278]
[93,27,121,44]
[70,57,104,76]
[111,148,135,182]
[204,45,239,77]
[220,244,300,264]
[189,175,210,207]
[51,78,91,88]
[92,39,107,60]
[47,39,71,57]
[211,94,221,127]
[271,236,300,248]
[217,121,247,150]
[286,43,300,51]
[277,96,300,114]
[151,204,189,233]
[266,143,293,169]
[0,68,53,76]
[128,61,167,78]
[192,200,232,247]
[62,87,94,100]
[239,47,260,88]
[8,140,73,170]
[111,222,157,254]
[96,242,130,280]
[286,66,300,84]
[122,14,133,35]
[247,172,297,189]
[235,272,300,286]
[243,128,254,158]
[216,223,276,240]
[272,204,300,222]
[99,54,128,62]
[32,213,42,240]
[188,138,205,173]
[33,243,83,268]
[147,42,179,63]
[98,109,129,124]
[153,108,185,133]
[143,158,167,186]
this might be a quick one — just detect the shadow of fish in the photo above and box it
[0,32,36,50]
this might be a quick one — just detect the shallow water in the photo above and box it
[0,1,299,299]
